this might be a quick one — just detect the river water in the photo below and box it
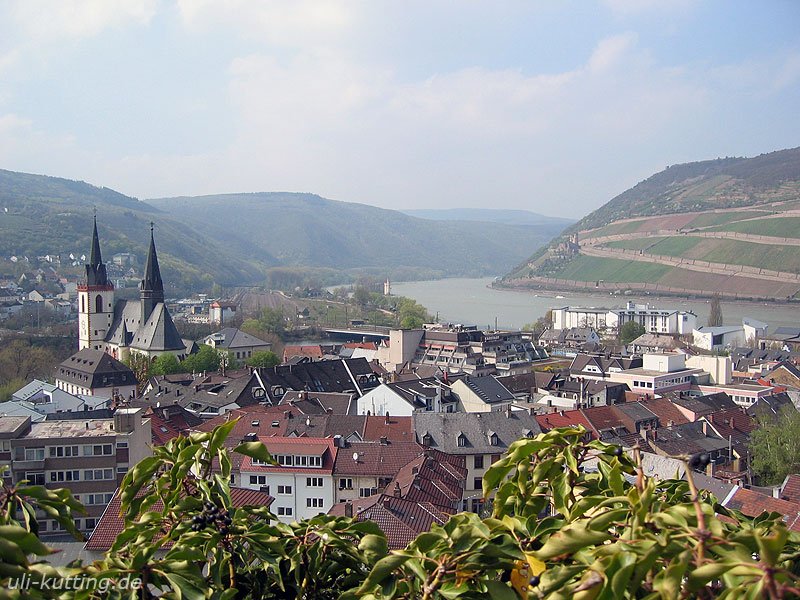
[392,278,800,331]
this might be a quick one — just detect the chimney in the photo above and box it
[384,411,390,425]
[505,404,512,418]
[382,496,392,508]
[393,482,401,497]
[702,421,708,436]
[85,422,89,430]
[344,502,353,518]
[729,416,735,429]
[380,436,388,445]
[163,408,169,421]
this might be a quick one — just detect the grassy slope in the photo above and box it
[552,255,671,283]
[706,216,800,239]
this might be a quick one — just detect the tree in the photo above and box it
[619,320,646,345]
[246,350,280,368]
[396,297,430,329]
[150,353,181,376]
[709,293,724,327]
[750,404,800,485]
[3,425,800,598]
[125,352,152,394]
[353,285,372,307]
[181,344,221,374]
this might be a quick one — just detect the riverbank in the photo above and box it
[392,277,800,331]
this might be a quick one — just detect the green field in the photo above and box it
[604,236,703,256]
[552,255,671,283]
[686,210,771,229]
[708,216,800,239]
[603,235,800,273]
[586,219,647,238]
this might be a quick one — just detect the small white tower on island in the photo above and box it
[384,278,391,296]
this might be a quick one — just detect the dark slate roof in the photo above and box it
[257,358,380,401]
[55,349,135,389]
[279,391,355,415]
[84,216,109,287]
[460,375,515,404]
[44,408,114,420]
[208,328,271,350]
[130,303,185,352]
[613,402,658,424]
[413,411,542,454]
[747,392,795,418]
[141,225,164,296]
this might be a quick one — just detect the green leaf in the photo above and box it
[484,580,518,600]
[233,441,275,465]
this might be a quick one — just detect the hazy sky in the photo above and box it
[1,1,798,217]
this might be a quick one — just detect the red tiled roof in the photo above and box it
[283,345,324,360]
[724,487,800,532]
[149,413,181,446]
[782,474,800,503]
[85,486,273,551]
[639,398,690,427]
[333,441,424,477]
[582,406,628,436]
[356,496,454,549]
[536,410,593,435]
[362,415,415,443]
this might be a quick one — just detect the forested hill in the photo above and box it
[0,170,572,290]
[147,192,569,277]
[0,170,267,290]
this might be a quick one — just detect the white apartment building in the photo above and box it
[552,302,697,336]
[239,437,337,523]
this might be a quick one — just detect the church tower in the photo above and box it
[78,216,115,350]
[140,222,165,324]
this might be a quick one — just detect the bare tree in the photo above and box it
[708,294,724,327]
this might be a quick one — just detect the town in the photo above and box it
[1,217,799,559]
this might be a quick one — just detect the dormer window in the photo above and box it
[421,432,433,446]
[457,432,467,447]
[487,431,499,446]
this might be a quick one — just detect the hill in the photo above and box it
[147,193,567,279]
[401,208,575,228]
[503,147,800,301]
[0,170,265,292]
[0,169,570,292]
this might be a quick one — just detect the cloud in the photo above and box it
[176,0,354,48]
[9,0,158,40]
[588,32,639,73]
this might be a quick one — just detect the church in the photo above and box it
[78,217,189,361]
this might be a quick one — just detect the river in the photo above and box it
[392,278,800,331]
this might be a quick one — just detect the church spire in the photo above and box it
[140,222,165,323]
[84,213,109,287]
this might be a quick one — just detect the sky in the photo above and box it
[0,1,798,218]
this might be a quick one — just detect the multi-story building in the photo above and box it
[552,302,696,336]
[4,408,151,535]
[413,410,542,513]
[376,325,546,376]
[238,436,337,523]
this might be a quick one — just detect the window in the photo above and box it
[83,468,113,481]
[308,455,322,467]
[50,470,80,482]
[306,477,323,487]
[306,498,324,508]
[83,444,113,456]
[457,435,466,447]
[117,441,128,448]
[117,466,127,474]
[473,455,484,469]
[24,448,45,461]
[473,477,482,490]
[249,475,267,486]
[339,478,353,490]
[85,493,114,505]
[1,440,10,452]
[277,506,293,516]
[359,488,377,498]
[85,518,97,530]
[277,485,292,495]
[49,446,79,458]
[25,472,45,485]
[276,455,293,467]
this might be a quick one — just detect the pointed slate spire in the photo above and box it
[140,222,165,323]
[84,214,110,287]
